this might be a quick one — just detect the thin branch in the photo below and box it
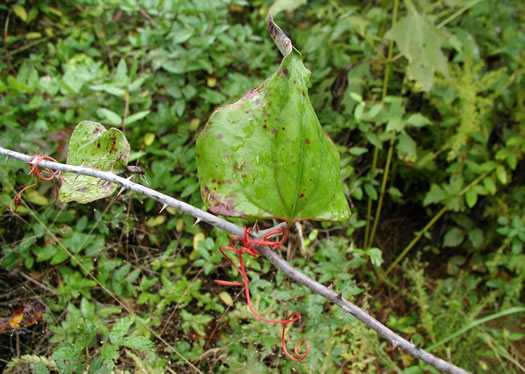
[0,146,471,374]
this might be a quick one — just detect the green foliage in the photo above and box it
[385,0,449,91]
[0,0,523,372]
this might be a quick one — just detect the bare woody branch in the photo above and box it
[0,146,470,374]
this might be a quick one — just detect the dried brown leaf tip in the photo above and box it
[267,14,292,57]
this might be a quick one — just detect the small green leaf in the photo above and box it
[219,291,234,306]
[125,110,150,126]
[59,121,130,203]
[12,6,28,22]
[443,227,464,248]
[397,131,417,163]
[483,177,496,195]
[495,165,507,184]
[465,189,477,208]
[110,316,134,345]
[406,113,432,127]
[424,185,445,205]
[468,228,484,249]
[100,343,119,362]
[31,363,49,374]
[122,336,155,352]
[97,108,122,126]
[366,248,383,267]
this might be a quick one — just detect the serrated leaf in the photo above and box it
[59,121,130,203]
[122,336,155,352]
[384,4,449,91]
[196,16,350,224]
[423,185,445,205]
[109,316,134,345]
[397,131,417,163]
[101,343,119,362]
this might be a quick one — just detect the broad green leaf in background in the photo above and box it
[59,121,130,203]
[384,1,449,91]
[196,16,350,224]
[269,0,307,16]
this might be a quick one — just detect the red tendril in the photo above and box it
[215,227,310,361]
[10,154,60,212]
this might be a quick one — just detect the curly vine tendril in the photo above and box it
[10,154,60,212]
[215,227,310,361]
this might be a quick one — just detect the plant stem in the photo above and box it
[436,0,482,29]
[365,0,399,250]
[363,147,378,248]
[368,136,395,249]
[384,205,448,277]
[383,169,492,277]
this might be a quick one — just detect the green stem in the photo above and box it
[436,0,482,29]
[383,170,492,277]
[368,136,395,248]
[364,147,379,248]
[365,0,399,250]
[426,306,525,352]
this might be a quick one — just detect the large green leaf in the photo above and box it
[196,16,350,224]
[384,2,449,92]
[59,121,130,203]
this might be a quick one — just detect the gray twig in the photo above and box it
[0,146,470,374]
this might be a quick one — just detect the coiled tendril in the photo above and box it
[215,226,310,361]
[10,154,60,212]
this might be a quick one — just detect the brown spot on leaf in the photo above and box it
[299,193,304,198]
[225,179,232,184]
[77,187,89,193]
[305,139,310,144]
[283,68,289,75]
[272,129,277,135]
[206,193,238,216]
[233,161,244,171]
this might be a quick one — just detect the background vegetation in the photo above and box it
[1,0,523,373]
